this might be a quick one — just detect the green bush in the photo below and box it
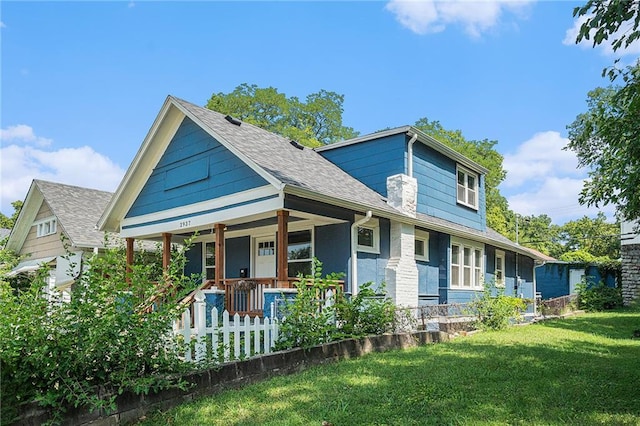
[577,281,623,311]
[275,259,397,350]
[469,287,528,331]
[0,237,199,425]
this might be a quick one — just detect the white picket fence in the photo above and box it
[173,291,279,363]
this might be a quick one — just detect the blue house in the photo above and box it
[99,96,543,317]
[535,260,618,300]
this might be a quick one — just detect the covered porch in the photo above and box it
[125,207,347,317]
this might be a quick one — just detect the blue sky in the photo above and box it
[1,1,638,224]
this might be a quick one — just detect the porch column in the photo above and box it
[277,210,289,286]
[125,237,134,284]
[214,223,225,289]
[162,233,172,275]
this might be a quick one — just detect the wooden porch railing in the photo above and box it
[188,277,344,317]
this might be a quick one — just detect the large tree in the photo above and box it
[206,84,359,147]
[413,118,511,234]
[567,1,640,222]
[558,212,620,260]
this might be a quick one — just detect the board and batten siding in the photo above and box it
[20,201,65,259]
[412,142,486,231]
[318,134,405,197]
[126,117,269,219]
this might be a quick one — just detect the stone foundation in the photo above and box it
[621,244,640,305]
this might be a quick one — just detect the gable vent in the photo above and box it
[225,115,242,126]
[290,140,304,150]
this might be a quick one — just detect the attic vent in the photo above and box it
[290,140,304,150]
[225,115,242,126]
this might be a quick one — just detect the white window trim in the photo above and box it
[450,237,484,290]
[287,228,314,277]
[415,229,429,262]
[35,217,57,238]
[495,250,505,288]
[456,165,479,210]
[203,240,216,281]
[355,215,380,254]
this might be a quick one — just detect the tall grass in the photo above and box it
[140,308,640,425]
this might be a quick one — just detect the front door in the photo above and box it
[255,236,276,278]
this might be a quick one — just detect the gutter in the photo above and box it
[406,132,418,178]
[351,210,372,296]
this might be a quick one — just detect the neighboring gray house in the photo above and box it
[5,180,113,301]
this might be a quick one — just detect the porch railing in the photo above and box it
[194,277,344,317]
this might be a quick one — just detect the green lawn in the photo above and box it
[139,309,640,425]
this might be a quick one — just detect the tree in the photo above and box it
[566,68,640,222]
[567,1,640,222]
[557,212,620,260]
[512,213,563,257]
[0,200,23,230]
[573,0,640,66]
[413,117,510,234]
[206,84,358,147]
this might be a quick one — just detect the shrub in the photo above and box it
[577,281,623,311]
[0,237,199,425]
[275,259,397,350]
[469,287,528,331]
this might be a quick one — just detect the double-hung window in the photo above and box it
[288,230,312,277]
[204,241,215,280]
[457,166,478,210]
[450,238,484,289]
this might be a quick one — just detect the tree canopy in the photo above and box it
[567,1,640,222]
[206,84,359,148]
[0,200,23,230]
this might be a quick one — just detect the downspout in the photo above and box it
[407,132,418,177]
[351,210,372,296]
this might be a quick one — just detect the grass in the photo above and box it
[139,308,640,425]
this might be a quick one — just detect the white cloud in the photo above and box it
[501,131,615,224]
[1,124,52,147]
[0,126,125,214]
[385,0,534,38]
[563,13,640,56]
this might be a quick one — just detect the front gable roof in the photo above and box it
[6,180,113,252]
[99,96,404,232]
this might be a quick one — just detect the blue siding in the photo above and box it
[437,233,450,303]
[413,142,486,231]
[127,117,268,218]
[319,134,405,197]
[417,228,440,296]
[356,218,390,293]
[225,236,250,279]
[315,223,350,284]
[536,263,618,299]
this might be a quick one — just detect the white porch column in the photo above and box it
[385,221,419,307]
[385,174,419,307]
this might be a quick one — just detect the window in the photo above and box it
[36,218,57,238]
[288,230,312,277]
[495,250,505,287]
[450,238,484,289]
[457,166,478,209]
[415,230,429,261]
[204,242,215,280]
[355,216,380,254]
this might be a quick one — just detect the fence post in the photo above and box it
[193,290,206,362]
[234,313,241,360]
[263,316,271,354]
[211,307,219,360]
[223,310,230,361]
[181,308,192,362]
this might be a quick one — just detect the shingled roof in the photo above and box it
[171,96,402,217]
[7,180,113,252]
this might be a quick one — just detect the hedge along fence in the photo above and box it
[13,330,448,426]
